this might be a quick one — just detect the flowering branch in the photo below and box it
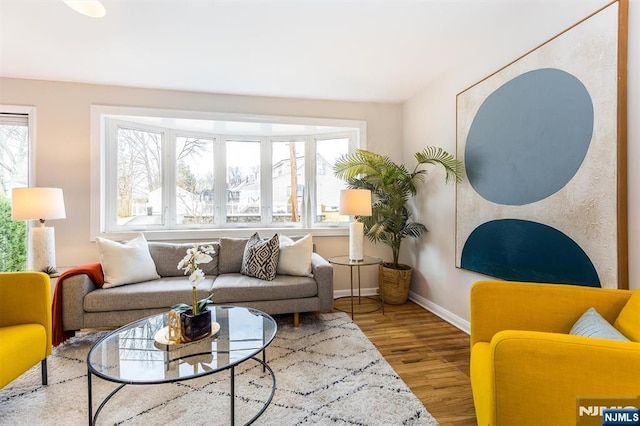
[176,244,215,314]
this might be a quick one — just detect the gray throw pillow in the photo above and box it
[240,233,279,281]
[218,237,250,273]
[148,242,219,277]
[569,307,630,341]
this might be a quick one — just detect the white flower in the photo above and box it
[189,268,205,287]
[177,243,214,277]
[195,252,213,265]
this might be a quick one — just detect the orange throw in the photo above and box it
[52,263,104,346]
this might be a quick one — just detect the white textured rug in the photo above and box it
[0,312,437,425]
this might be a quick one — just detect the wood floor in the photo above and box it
[339,300,477,426]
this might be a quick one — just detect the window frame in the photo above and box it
[0,105,36,271]
[91,105,365,241]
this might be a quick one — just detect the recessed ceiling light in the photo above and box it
[63,0,106,18]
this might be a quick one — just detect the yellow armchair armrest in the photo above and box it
[489,330,640,426]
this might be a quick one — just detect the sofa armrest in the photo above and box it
[490,330,640,425]
[61,274,100,331]
[470,280,632,346]
[311,252,333,311]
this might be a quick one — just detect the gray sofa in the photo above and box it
[60,237,333,333]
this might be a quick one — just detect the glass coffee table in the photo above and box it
[87,306,277,426]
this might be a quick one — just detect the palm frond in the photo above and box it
[404,222,427,238]
[333,149,388,181]
[415,147,465,183]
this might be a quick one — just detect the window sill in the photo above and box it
[92,227,349,242]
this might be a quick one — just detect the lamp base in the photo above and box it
[29,226,57,274]
[349,221,364,261]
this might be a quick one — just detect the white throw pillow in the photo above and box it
[96,233,160,288]
[277,234,313,277]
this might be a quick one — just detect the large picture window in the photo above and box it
[93,107,364,238]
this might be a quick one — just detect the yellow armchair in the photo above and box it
[470,280,640,426]
[0,272,52,389]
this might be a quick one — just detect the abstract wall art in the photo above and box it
[455,0,628,288]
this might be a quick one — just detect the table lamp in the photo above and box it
[11,187,66,276]
[339,189,372,261]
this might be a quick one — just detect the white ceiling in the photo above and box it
[0,0,606,103]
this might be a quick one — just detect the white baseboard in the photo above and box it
[333,288,470,335]
[408,291,470,335]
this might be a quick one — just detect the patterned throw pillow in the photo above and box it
[240,233,280,281]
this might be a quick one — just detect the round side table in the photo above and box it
[329,255,383,319]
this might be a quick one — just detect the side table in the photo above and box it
[329,255,383,319]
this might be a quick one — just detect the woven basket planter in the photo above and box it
[378,263,412,305]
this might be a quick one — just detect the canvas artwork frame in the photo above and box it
[455,0,628,289]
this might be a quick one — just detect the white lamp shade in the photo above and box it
[11,187,66,221]
[63,0,106,18]
[339,189,372,216]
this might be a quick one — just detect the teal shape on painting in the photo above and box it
[461,219,600,287]
[465,68,594,205]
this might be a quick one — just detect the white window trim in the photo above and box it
[0,105,36,186]
[1,105,36,268]
[90,105,366,241]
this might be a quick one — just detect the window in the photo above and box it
[0,108,33,271]
[93,107,364,238]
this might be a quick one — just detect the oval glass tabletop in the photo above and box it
[87,305,277,384]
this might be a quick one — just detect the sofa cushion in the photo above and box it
[218,237,249,273]
[96,233,160,288]
[570,307,629,341]
[84,277,214,312]
[212,273,317,303]
[277,234,313,277]
[241,233,279,281]
[614,289,640,342]
[148,242,219,277]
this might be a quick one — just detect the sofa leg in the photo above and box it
[41,359,48,385]
[293,312,299,327]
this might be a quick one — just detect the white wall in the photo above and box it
[403,0,640,329]
[0,78,400,293]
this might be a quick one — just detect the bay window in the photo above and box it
[92,106,364,239]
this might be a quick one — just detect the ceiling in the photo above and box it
[0,0,606,103]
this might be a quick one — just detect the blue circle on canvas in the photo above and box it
[465,68,594,205]
[461,219,600,287]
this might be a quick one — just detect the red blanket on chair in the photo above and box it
[52,263,104,346]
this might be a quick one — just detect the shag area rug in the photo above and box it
[0,312,437,425]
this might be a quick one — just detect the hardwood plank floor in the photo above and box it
[340,300,477,426]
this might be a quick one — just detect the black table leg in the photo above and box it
[87,369,93,426]
[230,365,235,426]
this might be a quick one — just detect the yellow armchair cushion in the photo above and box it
[0,324,48,388]
[614,289,640,341]
[0,272,52,389]
[470,280,631,346]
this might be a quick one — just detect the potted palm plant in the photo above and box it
[333,147,463,304]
